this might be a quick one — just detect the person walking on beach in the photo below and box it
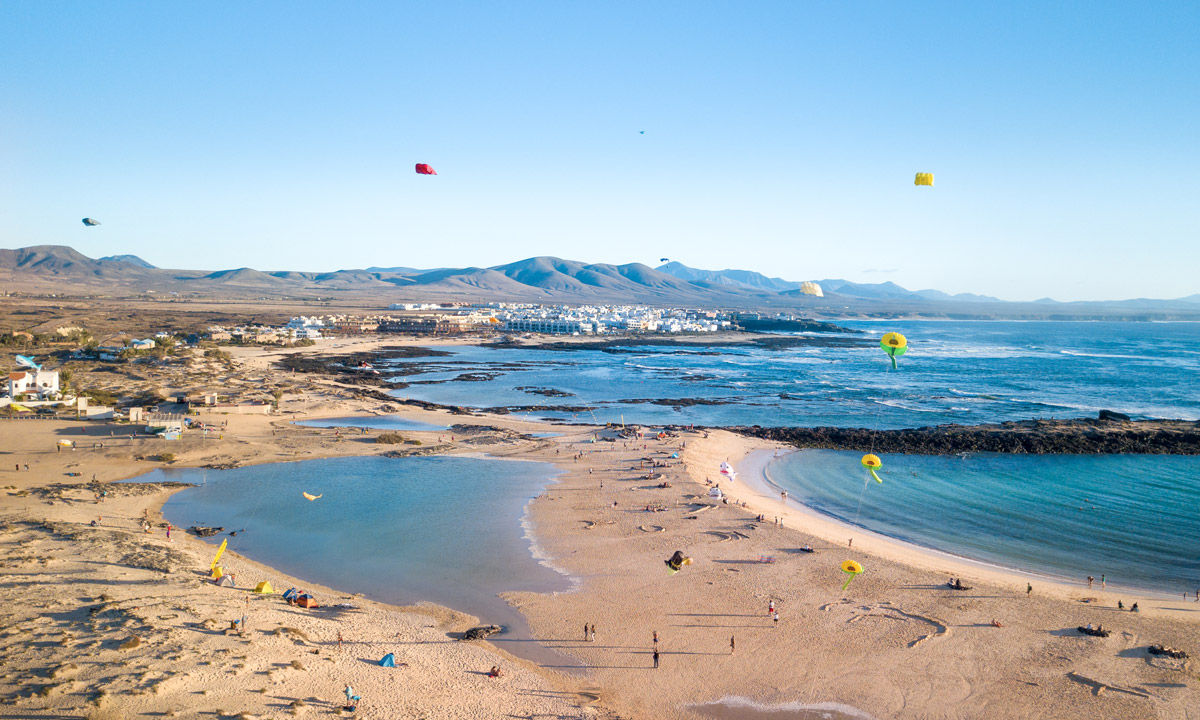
[584,623,589,642]
[773,611,779,628]
[653,648,660,668]
[768,599,775,615]
[652,630,658,646]
[589,624,596,642]
[1026,583,1033,596]
[730,635,735,655]
[1087,576,1094,589]
[1101,574,1106,588]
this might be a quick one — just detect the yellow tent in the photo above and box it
[253,581,274,594]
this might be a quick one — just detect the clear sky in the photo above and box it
[2,2,1197,301]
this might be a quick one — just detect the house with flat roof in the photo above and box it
[6,368,60,399]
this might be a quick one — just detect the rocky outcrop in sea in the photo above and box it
[734,413,1200,455]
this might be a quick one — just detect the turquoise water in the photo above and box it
[767,450,1200,593]
[387,321,1200,428]
[295,416,446,432]
[140,456,569,661]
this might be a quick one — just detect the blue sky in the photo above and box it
[2,2,1197,301]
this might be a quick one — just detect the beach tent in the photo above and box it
[296,594,319,609]
[378,653,396,667]
[253,581,274,594]
[282,588,298,602]
[215,574,235,587]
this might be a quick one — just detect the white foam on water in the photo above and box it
[520,502,581,593]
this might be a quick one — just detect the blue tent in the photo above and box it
[378,653,395,668]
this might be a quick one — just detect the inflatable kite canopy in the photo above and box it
[914,173,934,186]
[415,163,437,175]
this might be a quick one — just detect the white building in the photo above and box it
[7,369,60,399]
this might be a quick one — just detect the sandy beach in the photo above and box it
[3,337,1199,719]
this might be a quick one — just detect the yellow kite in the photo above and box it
[861,454,883,484]
[840,559,864,591]
[210,538,228,572]
[914,172,934,186]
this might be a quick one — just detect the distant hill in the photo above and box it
[657,261,800,292]
[2,244,1199,320]
[99,254,156,269]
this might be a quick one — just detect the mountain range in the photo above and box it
[2,245,1199,320]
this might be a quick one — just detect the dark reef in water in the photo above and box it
[734,414,1200,455]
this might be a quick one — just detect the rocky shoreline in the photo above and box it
[733,414,1200,455]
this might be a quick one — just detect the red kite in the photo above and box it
[415,163,437,175]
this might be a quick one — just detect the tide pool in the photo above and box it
[766,450,1200,594]
[140,455,569,663]
[294,416,447,432]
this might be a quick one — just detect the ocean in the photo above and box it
[138,455,572,665]
[387,320,1200,428]
[378,320,1200,593]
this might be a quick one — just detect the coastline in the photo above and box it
[715,440,1190,609]
[5,336,1200,719]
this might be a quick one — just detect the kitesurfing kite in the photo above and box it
[914,173,934,187]
[719,461,736,480]
[840,560,863,590]
[15,355,40,371]
[665,550,693,574]
[861,454,883,484]
[81,218,100,226]
[302,492,322,501]
[415,163,437,175]
[660,257,670,263]
[880,332,907,369]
